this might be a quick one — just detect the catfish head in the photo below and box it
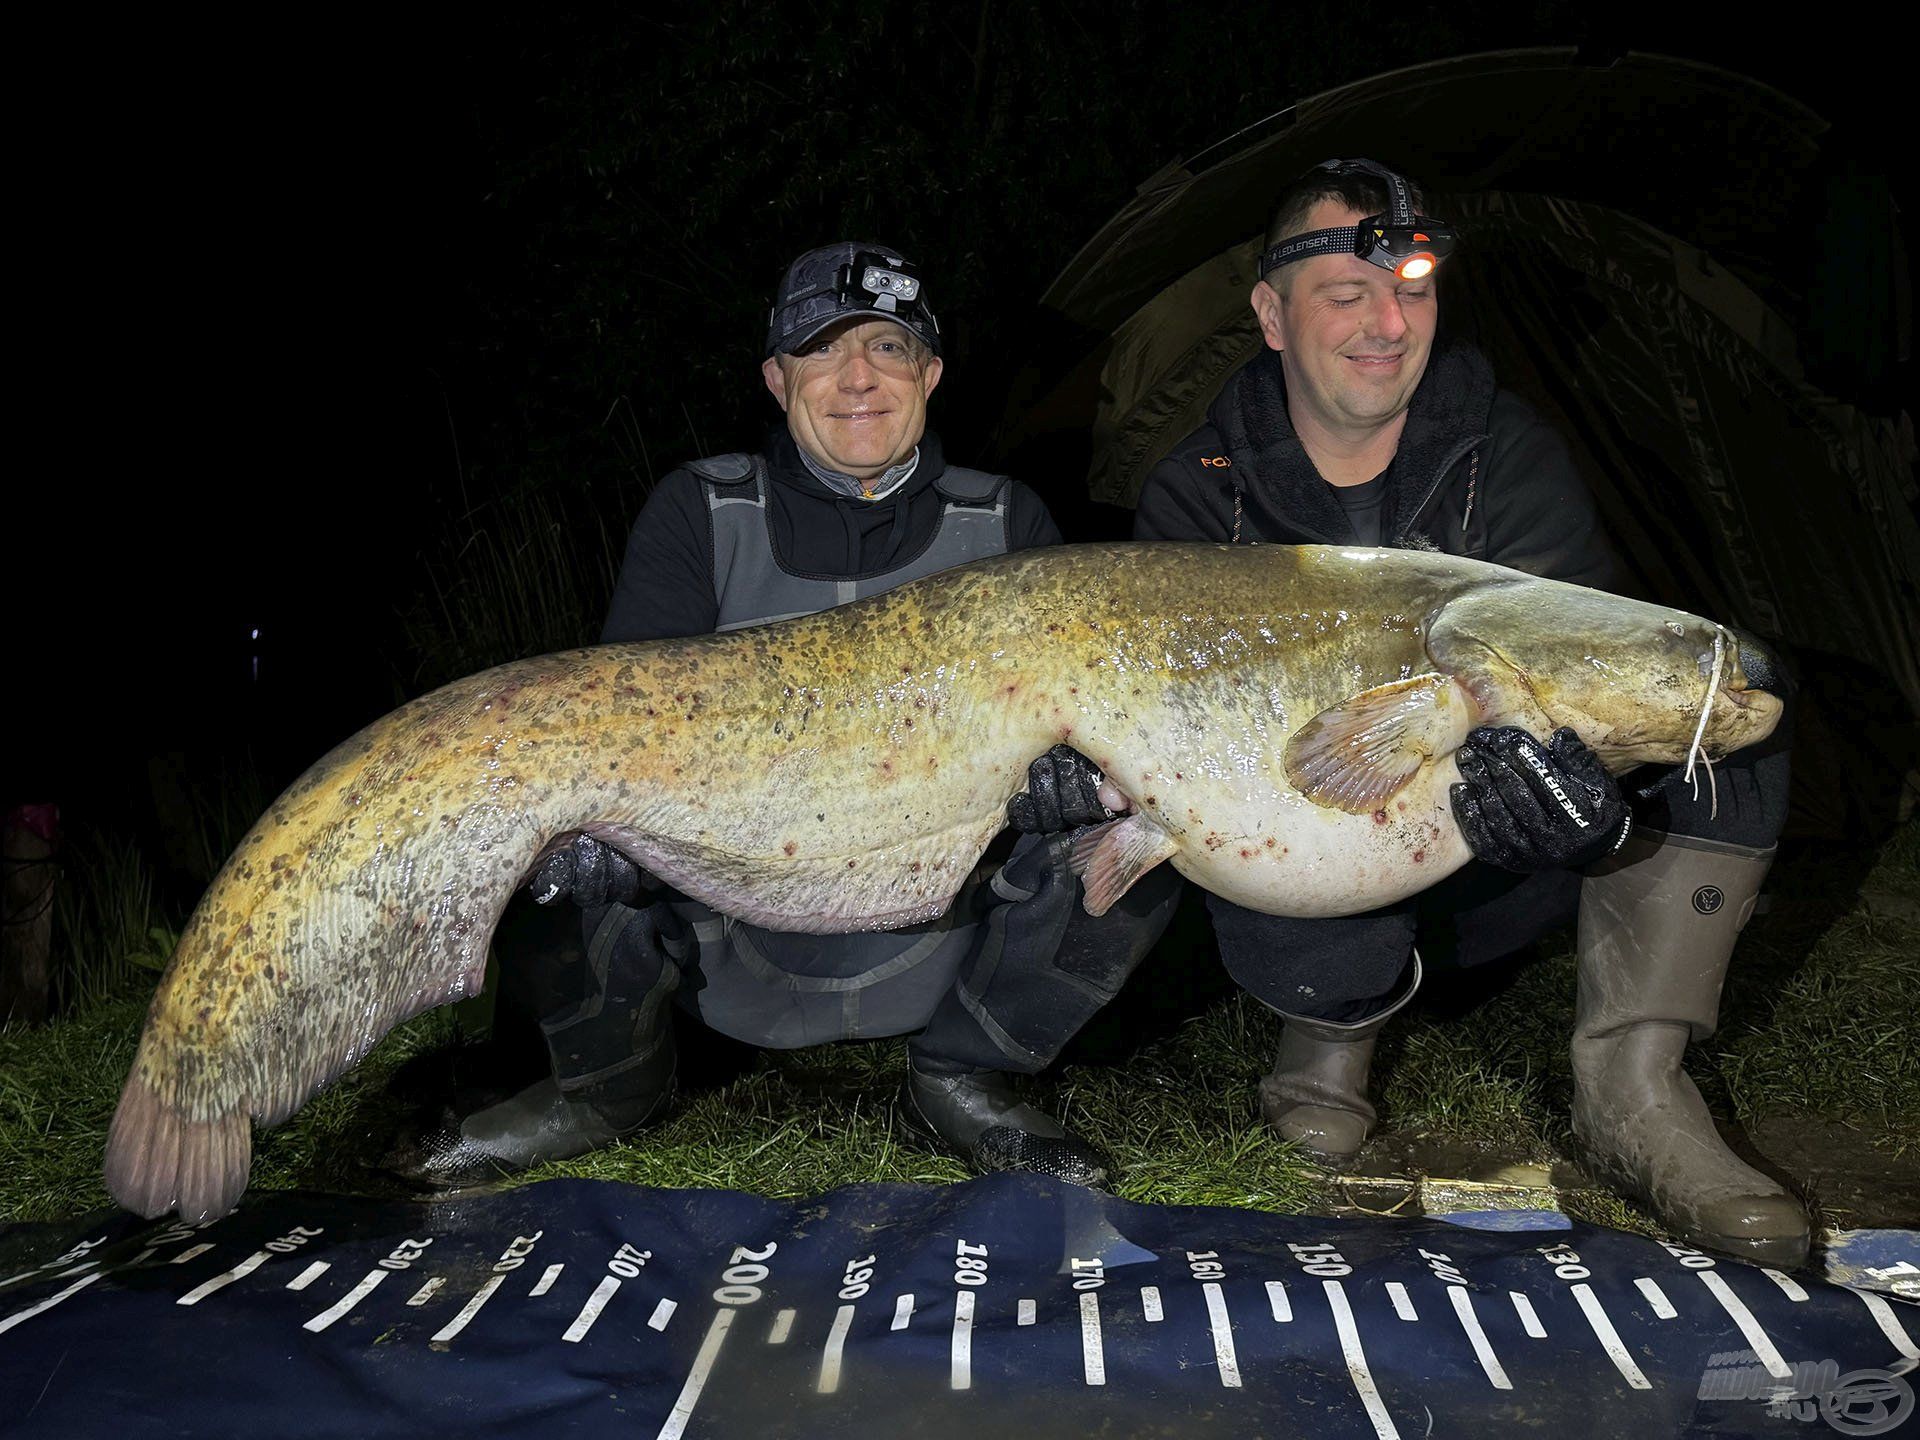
[1427,578,1784,772]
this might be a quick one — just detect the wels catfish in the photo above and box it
[105,543,1781,1221]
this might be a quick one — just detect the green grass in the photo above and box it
[400,483,630,691]
[44,831,171,1014]
[3,821,1914,1229]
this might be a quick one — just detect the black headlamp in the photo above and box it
[836,250,929,317]
[1259,159,1457,283]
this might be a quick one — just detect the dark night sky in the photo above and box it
[12,9,1905,842]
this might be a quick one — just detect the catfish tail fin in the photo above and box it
[104,1058,251,1224]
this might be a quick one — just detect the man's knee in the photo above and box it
[1052,861,1180,998]
[987,831,1175,999]
[1211,895,1415,1021]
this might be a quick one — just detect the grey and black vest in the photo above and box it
[665,451,1013,1048]
[691,452,1012,630]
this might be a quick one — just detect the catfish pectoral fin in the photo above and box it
[1283,673,1474,813]
[1069,814,1179,916]
[104,1064,250,1224]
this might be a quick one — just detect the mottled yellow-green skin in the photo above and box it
[105,543,1780,1221]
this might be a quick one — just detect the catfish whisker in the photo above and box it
[1684,626,1724,792]
[1682,625,1726,820]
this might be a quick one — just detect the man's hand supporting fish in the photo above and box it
[104,540,1779,1227]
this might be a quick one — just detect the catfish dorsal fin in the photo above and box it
[1068,814,1179,917]
[1284,673,1474,814]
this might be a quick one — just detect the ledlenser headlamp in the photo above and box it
[1259,159,1457,283]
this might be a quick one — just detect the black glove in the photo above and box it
[528,834,646,908]
[1007,745,1115,834]
[1450,726,1631,873]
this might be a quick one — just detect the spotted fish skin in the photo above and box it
[104,543,1781,1222]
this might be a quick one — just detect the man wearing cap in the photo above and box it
[389,243,1170,1189]
[1127,161,1806,1264]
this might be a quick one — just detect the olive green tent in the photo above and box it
[1003,49,1916,835]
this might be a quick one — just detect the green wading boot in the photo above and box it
[1572,829,1811,1267]
[1259,955,1422,1171]
[900,1064,1114,1190]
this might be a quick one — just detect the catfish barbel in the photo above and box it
[105,543,1782,1221]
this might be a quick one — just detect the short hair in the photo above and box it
[1262,164,1428,294]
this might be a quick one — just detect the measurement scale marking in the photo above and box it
[286,1261,330,1291]
[951,1290,976,1390]
[817,1304,856,1393]
[890,1294,914,1331]
[1016,1297,1036,1326]
[1698,1272,1790,1379]
[1324,1280,1400,1440]
[432,1274,505,1343]
[178,1249,271,1306]
[1385,1282,1416,1321]
[564,1276,621,1343]
[1266,1280,1291,1322]
[407,1277,444,1307]
[768,1308,796,1344]
[1141,1285,1163,1322]
[304,1269,388,1333]
[170,1244,214,1266]
[648,1298,677,1331]
[1760,1269,1807,1302]
[530,1264,564,1297]
[3,1238,106,1289]
[1080,1291,1106,1386]
[1854,1289,1920,1361]
[653,1308,736,1440]
[1634,1277,1677,1319]
[1448,1287,1512,1389]
[0,1271,104,1334]
[1202,1281,1241,1388]
[1572,1283,1650,1389]
[1510,1291,1547,1338]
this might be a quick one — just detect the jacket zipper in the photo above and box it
[1395,433,1489,543]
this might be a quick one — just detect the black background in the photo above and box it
[10,7,1906,847]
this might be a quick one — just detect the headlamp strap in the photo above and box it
[773,252,930,324]
[1257,158,1452,280]
[1323,159,1417,228]
[1261,229,1362,275]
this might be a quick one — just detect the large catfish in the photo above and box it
[106,543,1781,1221]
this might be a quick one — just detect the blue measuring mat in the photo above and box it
[2,1176,1914,1437]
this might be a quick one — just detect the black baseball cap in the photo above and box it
[765,241,942,357]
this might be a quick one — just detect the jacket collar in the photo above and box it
[1210,336,1496,542]
[767,428,947,504]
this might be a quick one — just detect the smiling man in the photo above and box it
[389,242,1173,1192]
[1132,161,1807,1265]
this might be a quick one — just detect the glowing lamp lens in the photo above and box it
[1397,254,1435,281]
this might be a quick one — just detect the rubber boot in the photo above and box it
[1259,954,1422,1171]
[385,1031,676,1188]
[900,1064,1113,1190]
[1572,829,1810,1267]
[385,905,682,1188]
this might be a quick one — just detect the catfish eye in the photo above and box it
[1664,622,1685,637]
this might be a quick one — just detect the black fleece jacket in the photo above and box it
[604,429,1062,644]
[1134,340,1619,592]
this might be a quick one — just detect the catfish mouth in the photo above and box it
[1714,681,1783,729]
